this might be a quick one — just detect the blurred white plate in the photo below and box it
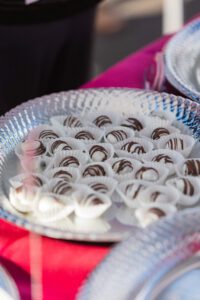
[165,19,200,102]
[0,266,19,300]
[78,207,200,300]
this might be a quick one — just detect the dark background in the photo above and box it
[93,0,200,75]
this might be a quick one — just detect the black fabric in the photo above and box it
[0,0,101,24]
[0,7,95,114]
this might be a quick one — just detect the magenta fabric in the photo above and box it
[0,34,172,300]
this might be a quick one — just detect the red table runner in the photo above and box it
[0,34,171,300]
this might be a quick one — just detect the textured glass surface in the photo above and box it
[0,88,200,242]
[165,19,200,102]
[157,269,200,300]
[78,208,200,300]
[0,266,19,300]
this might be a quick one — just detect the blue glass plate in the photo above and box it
[165,19,200,102]
[78,207,200,300]
[0,88,200,242]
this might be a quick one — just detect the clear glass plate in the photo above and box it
[78,207,200,300]
[165,19,200,102]
[0,265,19,300]
[0,88,200,242]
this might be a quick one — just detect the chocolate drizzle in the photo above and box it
[166,138,184,150]
[90,183,108,193]
[53,170,73,181]
[63,116,82,127]
[121,117,143,131]
[148,207,166,218]
[183,159,200,176]
[112,159,133,174]
[15,186,26,194]
[151,192,161,202]
[51,180,72,195]
[89,145,108,162]
[75,131,95,140]
[59,156,79,167]
[151,127,170,140]
[106,130,127,143]
[121,141,145,154]
[22,140,46,156]
[92,197,104,205]
[135,167,159,181]
[50,140,72,154]
[34,141,46,156]
[93,115,112,127]
[22,175,43,187]
[178,178,194,196]
[126,183,144,200]
[152,154,173,164]
[83,193,104,206]
[83,164,106,177]
[39,130,59,140]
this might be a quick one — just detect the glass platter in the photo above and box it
[165,19,200,103]
[1,88,200,242]
[0,265,19,300]
[78,208,200,300]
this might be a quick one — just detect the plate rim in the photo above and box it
[77,206,200,300]
[0,265,20,300]
[165,19,200,102]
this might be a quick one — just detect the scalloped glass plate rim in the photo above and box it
[0,88,200,243]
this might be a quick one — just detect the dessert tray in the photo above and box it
[78,207,200,300]
[165,19,200,102]
[0,88,200,242]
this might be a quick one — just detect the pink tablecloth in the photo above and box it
[0,34,172,300]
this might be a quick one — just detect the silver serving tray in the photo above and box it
[78,207,200,300]
[165,19,200,102]
[0,88,200,242]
